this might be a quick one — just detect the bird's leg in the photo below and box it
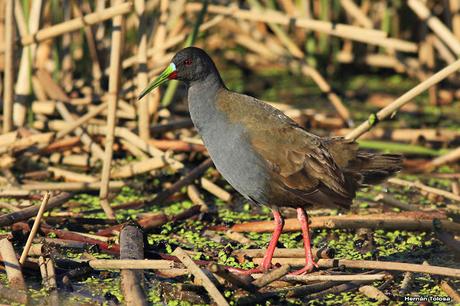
[238,209,284,275]
[290,207,318,275]
[261,209,284,270]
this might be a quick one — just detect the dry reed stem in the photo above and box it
[173,247,230,306]
[388,177,460,202]
[2,0,14,133]
[48,167,97,183]
[15,181,124,191]
[200,178,232,202]
[0,192,71,227]
[340,0,373,28]
[423,147,460,172]
[56,102,105,159]
[110,157,167,178]
[232,247,335,260]
[55,102,108,139]
[89,259,175,270]
[440,280,460,303]
[358,285,389,302]
[0,239,26,290]
[13,0,41,127]
[346,58,460,140]
[187,184,208,212]
[187,3,417,52]
[20,2,132,45]
[71,2,103,93]
[135,0,150,141]
[115,127,183,170]
[432,35,456,64]
[230,212,460,233]
[252,265,290,288]
[317,258,460,278]
[99,0,125,219]
[38,256,57,291]
[19,192,51,265]
[408,0,460,55]
[251,274,387,283]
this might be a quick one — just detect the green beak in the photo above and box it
[138,63,177,100]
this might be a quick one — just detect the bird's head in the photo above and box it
[138,47,219,100]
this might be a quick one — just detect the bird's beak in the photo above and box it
[138,63,177,100]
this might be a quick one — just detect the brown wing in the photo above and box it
[216,90,352,201]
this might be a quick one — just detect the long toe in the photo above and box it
[289,261,318,275]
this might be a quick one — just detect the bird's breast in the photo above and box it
[188,90,270,204]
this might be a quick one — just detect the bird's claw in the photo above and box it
[289,260,318,275]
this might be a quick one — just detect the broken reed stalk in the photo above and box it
[120,223,148,306]
[172,247,230,306]
[423,147,460,172]
[56,102,105,159]
[38,256,58,291]
[20,2,132,45]
[0,192,72,227]
[12,0,33,127]
[440,281,460,303]
[252,265,290,288]
[317,258,460,278]
[207,263,257,292]
[135,0,150,141]
[346,58,460,140]
[151,158,213,206]
[55,102,108,139]
[251,273,387,282]
[88,259,174,270]
[15,181,125,190]
[19,192,51,265]
[3,0,14,133]
[187,3,417,52]
[388,177,460,202]
[408,0,460,55]
[99,0,125,220]
[229,212,459,233]
[340,0,373,28]
[0,239,26,290]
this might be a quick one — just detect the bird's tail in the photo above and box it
[346,152,403,186]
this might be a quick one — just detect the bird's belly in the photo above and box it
[201,126,269,204]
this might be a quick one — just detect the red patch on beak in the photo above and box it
[168,71,178,80]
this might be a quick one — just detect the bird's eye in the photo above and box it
[184,59,192,66]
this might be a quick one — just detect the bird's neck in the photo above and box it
[187,73,225,133]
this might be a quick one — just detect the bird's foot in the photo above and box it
[289,261,318,275]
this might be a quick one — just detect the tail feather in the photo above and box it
[347,153,403,185]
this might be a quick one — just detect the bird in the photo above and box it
[138,47,402,275]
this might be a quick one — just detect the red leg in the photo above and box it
[290,208,318,275]
[238,209,284,274]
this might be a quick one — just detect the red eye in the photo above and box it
[184,59,192,66]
